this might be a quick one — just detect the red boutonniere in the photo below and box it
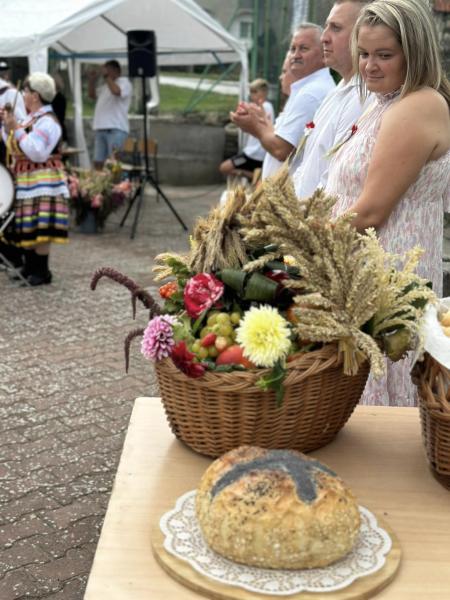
[305,121,315,133]
[294,122,315,159]
[326,123,359,158]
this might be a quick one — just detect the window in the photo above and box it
[239,20,252,40]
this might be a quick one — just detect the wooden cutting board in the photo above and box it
[151,515,401,600]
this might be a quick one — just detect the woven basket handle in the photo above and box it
[416,354,450,416]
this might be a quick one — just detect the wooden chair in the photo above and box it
[117,137,138,167]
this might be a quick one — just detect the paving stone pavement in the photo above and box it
[0,184,222,599]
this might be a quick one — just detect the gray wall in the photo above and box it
[67,115,228,186]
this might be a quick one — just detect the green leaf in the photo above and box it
[172,316,194,344]
[192,310,208,334]
[275,383,285,406]
[243,272,278,302]
[216,269,247,295]
[166,257,191,278]
[214,364,246,372]
[252,243,279,258]
[163,299,180,313]
[170,291,184,303]
[256,359,287,406]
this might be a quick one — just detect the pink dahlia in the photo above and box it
[141,315,178,361]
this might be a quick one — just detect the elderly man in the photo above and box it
[231,24,335,180]
[88,60,132,169]
[292,0,374,198]
[0,60,26,165]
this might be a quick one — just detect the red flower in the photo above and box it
[306,121,315,129]
[264,269,289,285]
[351,124,358,135]
[264,269,293,300]
[183,273,224,319]
[171,341,206,378]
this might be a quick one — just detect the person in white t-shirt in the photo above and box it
[231,24,336,180]
[220,79,274,181]
[88,60,132,169]
[292,0,374,199]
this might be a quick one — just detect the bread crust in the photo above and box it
[196,446,360,569]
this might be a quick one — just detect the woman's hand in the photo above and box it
[2,108,17,133]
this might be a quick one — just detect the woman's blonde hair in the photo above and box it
[352,0,450,106]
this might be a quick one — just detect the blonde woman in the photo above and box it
[325,0,450,406]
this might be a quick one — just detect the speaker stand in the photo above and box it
[120,75,188,239]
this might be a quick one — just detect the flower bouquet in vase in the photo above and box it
[92,165,434,457]
[67,159,133,231]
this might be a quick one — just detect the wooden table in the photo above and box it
[84,399,450,599]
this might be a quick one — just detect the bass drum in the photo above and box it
[0,163,14,218]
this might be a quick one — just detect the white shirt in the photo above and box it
[292,76,374,199]
[93,76,132,133]
[0,77,26,121]
[262,68,336,180]
[13,105,62,162]
[243,100,275,161]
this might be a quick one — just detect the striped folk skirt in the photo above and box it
[7,194,69,248]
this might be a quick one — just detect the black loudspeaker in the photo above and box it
[127,30,157,77]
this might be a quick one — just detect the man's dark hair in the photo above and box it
[105,60,121,74]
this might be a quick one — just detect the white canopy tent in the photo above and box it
[0,0,248,167]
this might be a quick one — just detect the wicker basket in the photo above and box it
[413,353,450,489]
[155,344,369,458]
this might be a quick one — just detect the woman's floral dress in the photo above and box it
[326,91,450,406]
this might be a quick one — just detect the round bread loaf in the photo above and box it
[196,446,360,569]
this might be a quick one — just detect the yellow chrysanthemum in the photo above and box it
[236,305,291,367]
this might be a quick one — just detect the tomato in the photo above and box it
[216,345,255,368]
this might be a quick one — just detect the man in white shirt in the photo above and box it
[231,24,335,180]
[88,60,132,169]
[292,1,374,198]
[0,60,26,165]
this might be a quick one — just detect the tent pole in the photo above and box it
[251,0,259,79]
[141,76,150,174]
[183,62,238,114]
[263,0,271,80]
[71,58,90,169]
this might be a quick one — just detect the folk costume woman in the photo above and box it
[325,0,450,406]
[0,73,69,286]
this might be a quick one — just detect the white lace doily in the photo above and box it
[160,490,392,596]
